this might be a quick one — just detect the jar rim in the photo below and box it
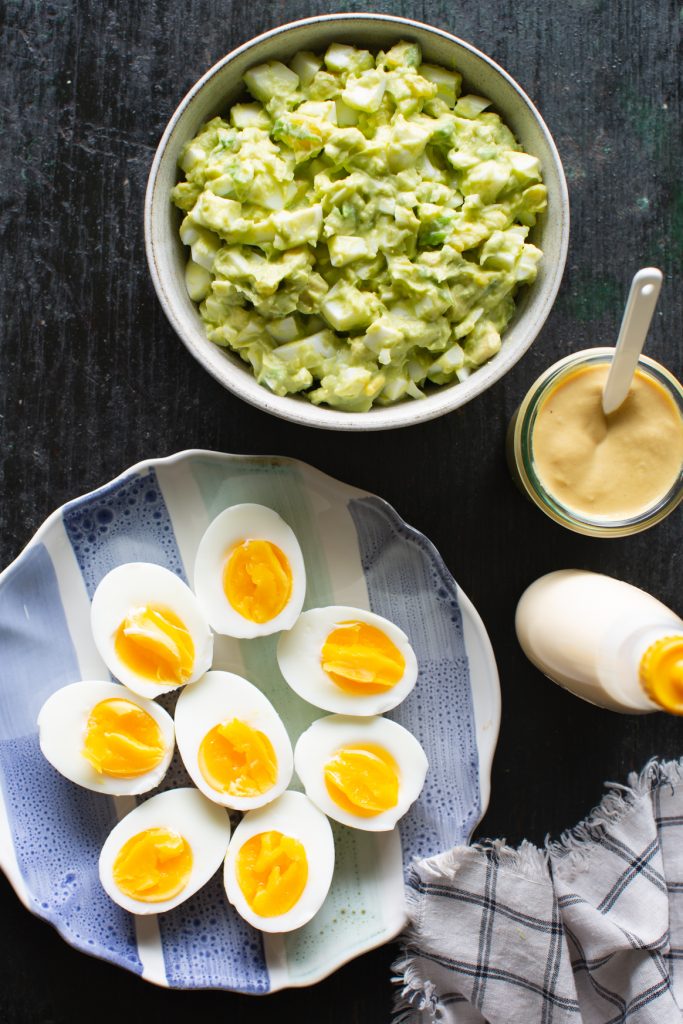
[513,348,683,538]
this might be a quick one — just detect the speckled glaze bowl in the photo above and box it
[145,14,569,430]
[0,451,500,991]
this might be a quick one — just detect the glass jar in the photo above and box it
[507,348,683,537]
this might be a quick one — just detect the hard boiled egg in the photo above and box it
[174,670,294,810]
[37,680,174,796]
[99,787,231,914]
[90,562,213,699]
[294,714,428,832]
[223,791,334,933]
[193,504,306,639]
[277,606,418,715]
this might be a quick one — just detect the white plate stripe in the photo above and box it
[301,463,372,609]
[41,519,109,680]
[262,933,287,991]
[154,458,249,986]
[155,459,208,582]
[108,793,169,984]
[156,460,247,677]
[134,913,169,986]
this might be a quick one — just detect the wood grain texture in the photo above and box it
[0,0,681,1020]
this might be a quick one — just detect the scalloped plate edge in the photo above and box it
[0,449,501,991]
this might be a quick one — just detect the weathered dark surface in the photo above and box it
[0,1,681,1020]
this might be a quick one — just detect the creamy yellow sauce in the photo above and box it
[532,364,683,520]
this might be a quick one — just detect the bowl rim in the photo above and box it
[145,12,570,431]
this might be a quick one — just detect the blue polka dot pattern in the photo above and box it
[0,544,142,974]
[61,467,270,992]
[0,736,142,972]
[62,468,186,597]
[159,870,270,992]
[0,459,486,993]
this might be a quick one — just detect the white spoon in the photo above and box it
[601,267,663,415]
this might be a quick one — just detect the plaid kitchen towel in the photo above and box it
[393,759,683,1023]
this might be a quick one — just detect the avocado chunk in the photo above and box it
[171,42,546,410]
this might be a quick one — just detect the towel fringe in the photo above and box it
[626,756,683,794]
[413,837,549,887]
[547,757,683,879]
[392,868,448,1022]
[392,842,549,1022]
[391,758,683,1022]
[392,951,440,1023]
[470,838,549,880]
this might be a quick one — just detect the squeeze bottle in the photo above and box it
[515,569,683,713]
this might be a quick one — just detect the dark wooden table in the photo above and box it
[1,1,681,1020]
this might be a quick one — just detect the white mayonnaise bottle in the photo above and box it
[515,569,683,713]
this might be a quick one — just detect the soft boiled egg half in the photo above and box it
[174,670,293,811]
[193,504,306,639]
[99,787,231,914]
[90,562,213,699]
[223,791,334,933]
[277,606,418,715]
[37,680,175,796]
[294,715,429,832]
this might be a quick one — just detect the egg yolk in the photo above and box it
[236,830,307,917]
[82,698,165,778]
[324,743,400,817]
[321,621,405,694]
[113,827,193,903]
[223,540,292,624]
[114,606,194,684]
[199,719,278,798]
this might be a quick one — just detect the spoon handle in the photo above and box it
[601,267,663,415]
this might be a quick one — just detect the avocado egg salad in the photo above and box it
[172,42,547,412]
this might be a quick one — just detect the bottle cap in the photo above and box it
[640,636,683,714]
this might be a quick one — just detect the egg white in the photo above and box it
[37,680,175,796]
[174,670,294,810]
[99,787,231,915]
[223,791,334,933]
[294,714,428,832]
[90,562,213,699]
[277,606,418,715]
[193,504,306,639]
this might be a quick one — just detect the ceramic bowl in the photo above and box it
[145,14,569,430]
[0,450,500,990]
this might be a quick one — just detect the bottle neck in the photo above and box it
[639,635,683,714]
[597,621,683,712]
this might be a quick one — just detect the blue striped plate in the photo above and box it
[0,450,500,991]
